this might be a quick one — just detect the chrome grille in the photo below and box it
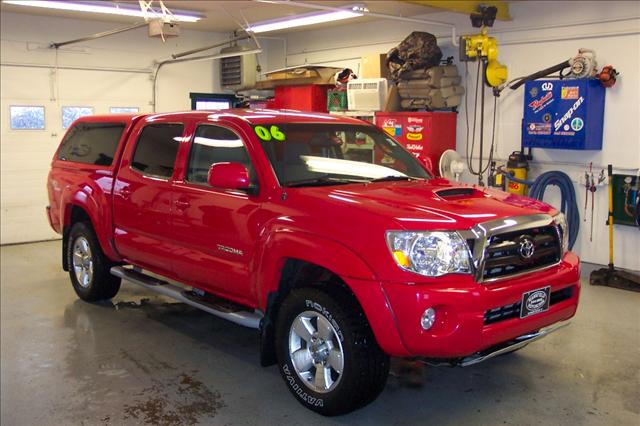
[481,225,561,281]
[458,214,563,283]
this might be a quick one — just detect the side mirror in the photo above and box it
[207,162,254,193]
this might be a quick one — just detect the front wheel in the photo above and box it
[67,222,120,301]
[276,287,389,416]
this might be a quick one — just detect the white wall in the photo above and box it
[265,1,640,270]
[1,3,638,270]
[1,12,230,244]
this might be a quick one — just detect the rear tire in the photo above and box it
[67,222,120,301]
[275,287,389,416]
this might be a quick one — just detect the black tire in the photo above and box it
[67,222,120,301]
[275,287,390,416]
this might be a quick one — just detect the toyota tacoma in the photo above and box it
[47,110,580,416]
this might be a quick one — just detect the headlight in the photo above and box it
[386,231,472,277]
[553,213,569,253]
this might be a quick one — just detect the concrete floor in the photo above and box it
[1,241,638,426]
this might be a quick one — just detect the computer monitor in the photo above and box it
[194,100,232,110]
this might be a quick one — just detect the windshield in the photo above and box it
[254,123,431,187]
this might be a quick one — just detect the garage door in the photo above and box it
[0,65,150,245]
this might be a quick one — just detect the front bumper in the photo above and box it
[346,252,580,358]
[423,320,571,367]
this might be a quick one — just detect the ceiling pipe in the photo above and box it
[171,35,252,59]
[253,0,458,45]
[50,21,149,49]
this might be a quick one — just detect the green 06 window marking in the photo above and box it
[254,125,285,141]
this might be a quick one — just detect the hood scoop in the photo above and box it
[435,187,484,199]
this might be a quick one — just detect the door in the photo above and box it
[171,123,261,303]
[112,121,184,276]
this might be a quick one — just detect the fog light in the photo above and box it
[421,307,436,330]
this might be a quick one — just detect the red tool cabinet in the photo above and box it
[267,84,333,112]
[375,111,457,173]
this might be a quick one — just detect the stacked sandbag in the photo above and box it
[397,65,465,110]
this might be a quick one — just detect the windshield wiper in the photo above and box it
[368,175,414,183]
[284,177,368,187]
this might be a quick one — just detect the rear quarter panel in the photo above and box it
[47,116,142,261]
[49,165,120,259]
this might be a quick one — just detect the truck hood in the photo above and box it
[291,178,556,231]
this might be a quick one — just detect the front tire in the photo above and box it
[275,287,389,416]
[67,222,120,301]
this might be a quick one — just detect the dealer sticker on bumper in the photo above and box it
[520,286,551,318]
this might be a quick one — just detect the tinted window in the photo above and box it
[57,122,125,166]
[187,125,255,185]
[256,123,430,187]
[131,124,183,179]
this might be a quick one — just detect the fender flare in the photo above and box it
[253,229,402,366]
[61,186,120,262]
[251,228,377,311]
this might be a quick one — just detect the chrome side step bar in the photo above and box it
[459,320,571,367]
[110,266,263,329]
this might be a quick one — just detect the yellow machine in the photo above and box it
[504,151,529,195]
[461,27,508,88]
[459,5,508,88]
[505,166,528,195]
[460,5,510,186]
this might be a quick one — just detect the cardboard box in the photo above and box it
[148,19,180,38]
[383,83,401,112]
[266,69,312,80]
[256,66,339,89]
[361,53,389,79]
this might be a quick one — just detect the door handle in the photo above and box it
[120,187,131,200]
[175,199,190,210]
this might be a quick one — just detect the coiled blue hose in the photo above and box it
[499,169,580,250]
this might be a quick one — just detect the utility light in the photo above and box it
[247,6,363,33]
[2,0,204,22]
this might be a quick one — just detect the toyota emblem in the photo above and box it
[518,238,535,259]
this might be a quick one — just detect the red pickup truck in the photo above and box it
[47,110,580,416]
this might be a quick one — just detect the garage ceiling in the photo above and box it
[0,1,444,33]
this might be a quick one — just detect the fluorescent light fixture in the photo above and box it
[2,0,203,22]
[248,6,363,33]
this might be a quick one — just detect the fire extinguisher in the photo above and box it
[505,151,529,195]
